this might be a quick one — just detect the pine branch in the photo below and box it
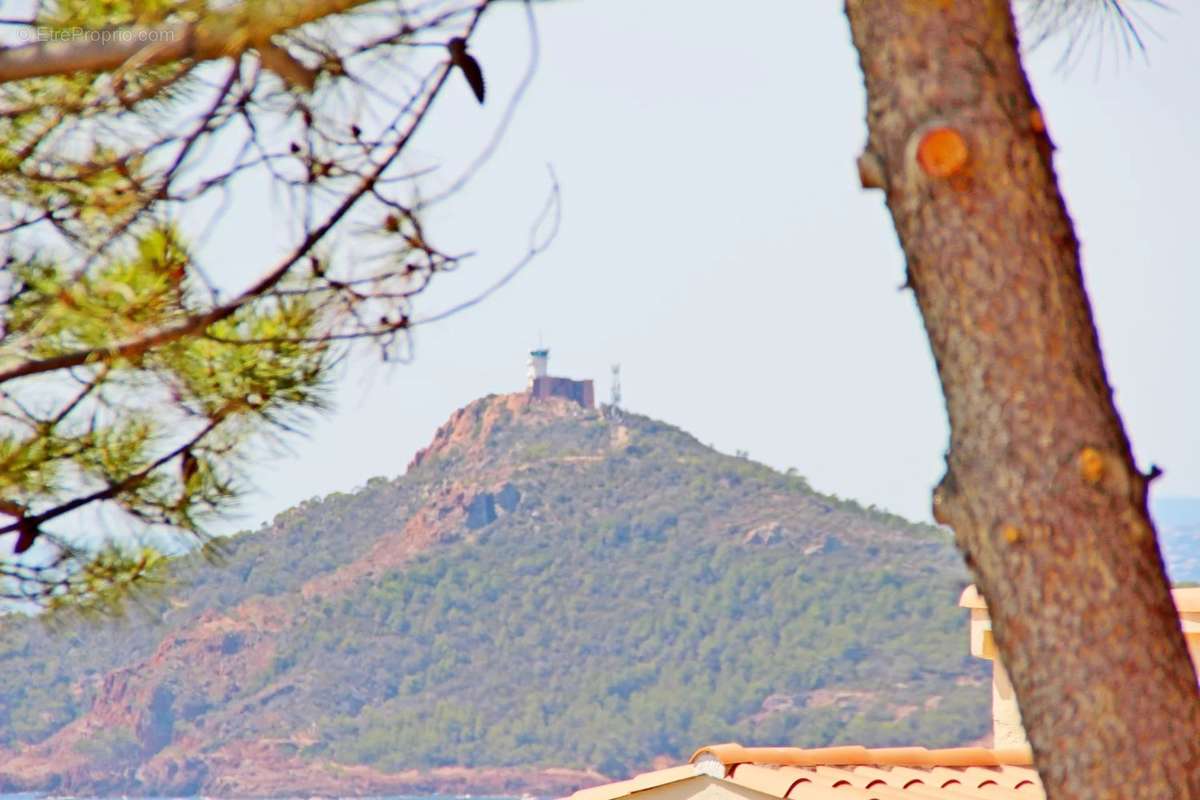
[0,0,375,85]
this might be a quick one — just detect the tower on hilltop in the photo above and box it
[526,348,549,389]
[525,346,594,409]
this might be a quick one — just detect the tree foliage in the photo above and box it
[0,0,551,604]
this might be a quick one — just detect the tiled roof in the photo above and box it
[689,743,1034,768]
[568,764,705,800]
[566,744,1043,800]
[699,743,1040,800]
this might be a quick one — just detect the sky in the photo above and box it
[187,0,1198,531]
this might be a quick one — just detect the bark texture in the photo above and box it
[843,2,1200,797]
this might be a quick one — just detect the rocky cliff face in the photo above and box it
[4,393,598,796]
[0,392,985,796]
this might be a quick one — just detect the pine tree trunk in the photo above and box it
[842,2,1200,797]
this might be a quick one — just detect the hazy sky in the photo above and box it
[193,0,1198,530]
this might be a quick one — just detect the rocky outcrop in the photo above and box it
[2,738,608,797]
[195,740,607,797]
[465,491,498,529]
[408,392,597,471]
[1,393,601,797]
[407,393,529,471]
[0,588,608,797]
[0,597,293,795]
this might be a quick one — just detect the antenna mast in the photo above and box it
[610,364,622,414]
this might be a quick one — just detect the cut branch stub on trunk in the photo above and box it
[914,125,969,178]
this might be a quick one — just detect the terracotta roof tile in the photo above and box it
[567,745,1044,800]
[734,765,1041,800]
[689,744,1034,770]
[728,764,817,798]
[879,766,941,788]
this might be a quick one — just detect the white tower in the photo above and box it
[527,348,549,388]
[610,364,622,408]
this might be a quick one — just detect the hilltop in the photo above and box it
[0,393,989,796]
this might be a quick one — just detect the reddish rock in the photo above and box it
[0,393,611,798]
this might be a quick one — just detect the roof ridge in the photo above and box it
[689,743,1035,768]
[567,765,703,800]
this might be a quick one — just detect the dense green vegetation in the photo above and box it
[0,397,989,777]
[302,538,983,774]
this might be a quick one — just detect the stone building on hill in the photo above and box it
[527,347,594,409]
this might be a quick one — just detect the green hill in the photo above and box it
[0,393,988,796]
